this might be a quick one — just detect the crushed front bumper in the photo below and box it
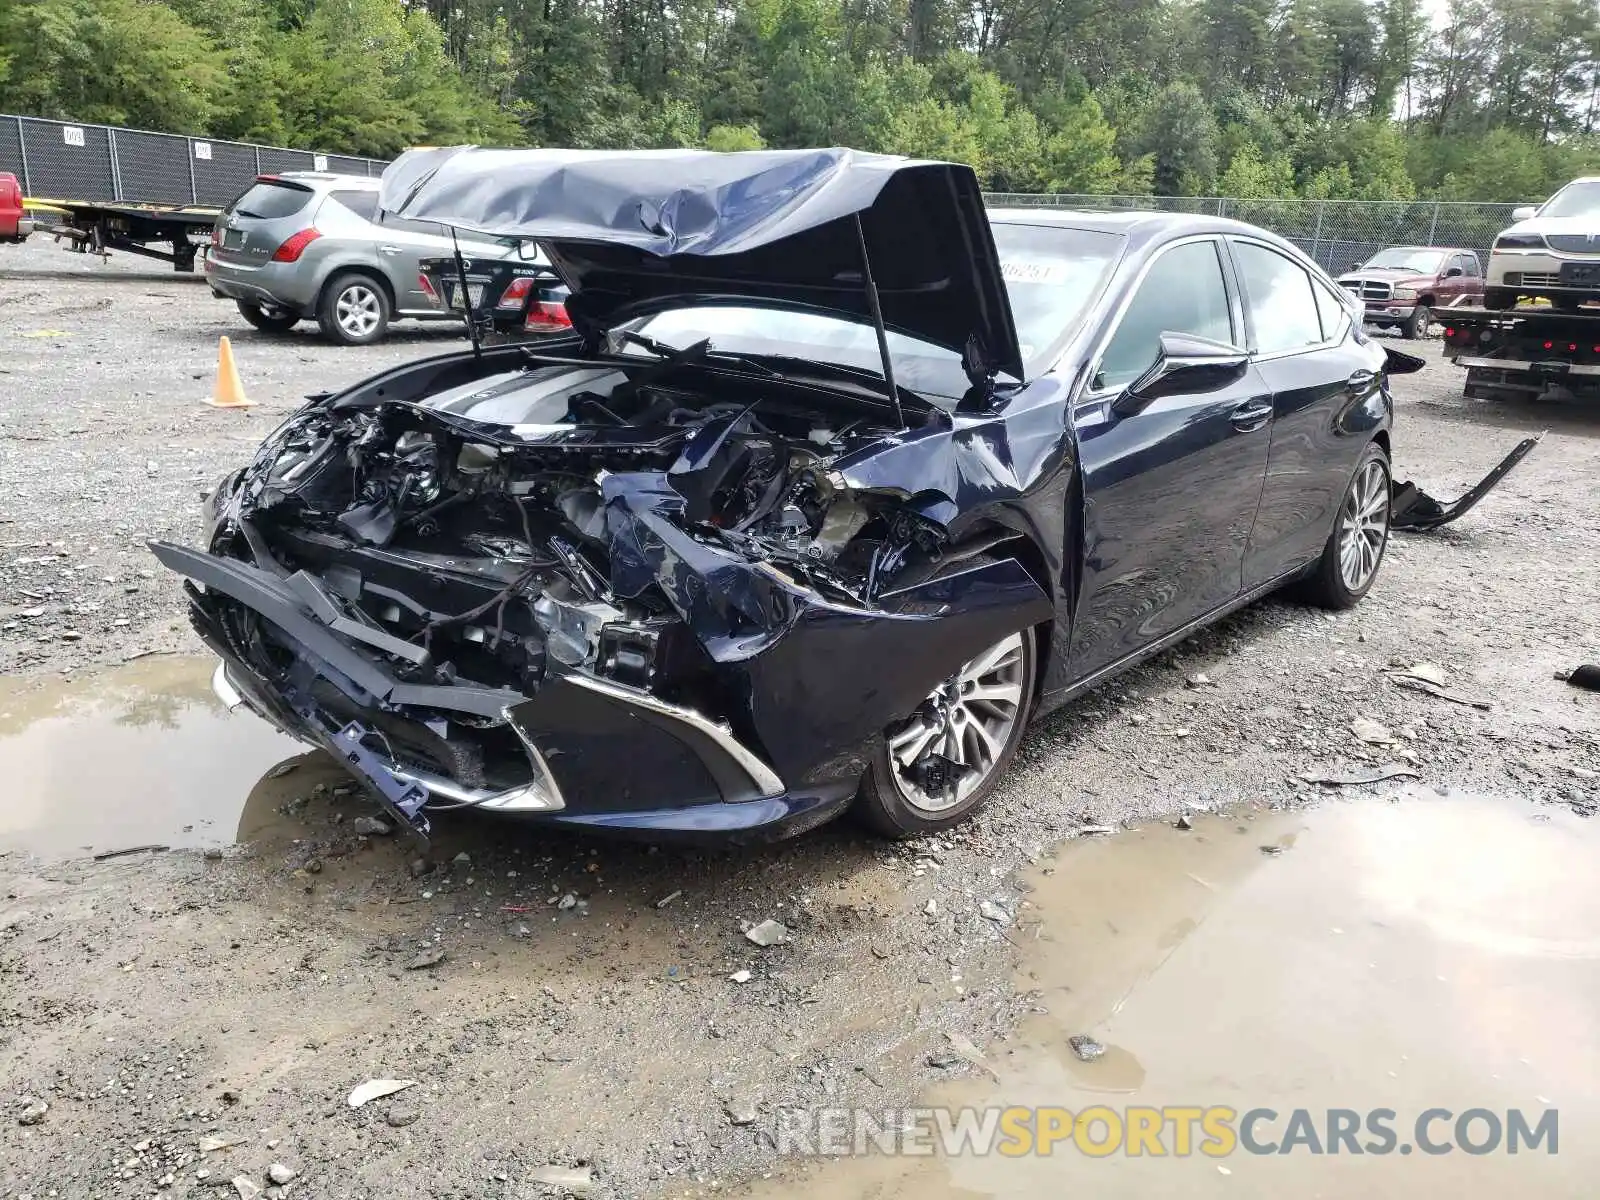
[156,540,854,842]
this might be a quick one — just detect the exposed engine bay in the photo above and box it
[221,358,957,696]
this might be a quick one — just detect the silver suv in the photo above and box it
[205,173,511,344]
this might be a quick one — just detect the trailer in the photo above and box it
[1438,304,1600,403]
[26,196,218,271]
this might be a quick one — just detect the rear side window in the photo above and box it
[228,180,312,220]
[1312,278,1350,342]
[1232,241,1323,355]
[1457,253,1481,277]
[1097,240,1234,389]
[326,190,379,221]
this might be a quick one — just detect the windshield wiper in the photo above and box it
[610,331,783,379]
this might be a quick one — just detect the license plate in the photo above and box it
[1559,262,1600,286]
[447,282,485,310]
[223,229,244,249]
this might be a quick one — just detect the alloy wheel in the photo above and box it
[1338,457,1389,592]
[884,632,1027,814]
[336,285,381,338]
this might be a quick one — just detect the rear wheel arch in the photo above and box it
[317,264,395,314]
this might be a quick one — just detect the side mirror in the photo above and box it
[1113,332,1250,415]
[1348,261,1363,273]
[1511,206,1537,222]
[1445,267,1463,278]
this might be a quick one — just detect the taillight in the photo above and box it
[524,298,572,331]
[496,277,535,309]
[270,228,321,263]
[210,227,221,248]
[1443,327,1454,338]
[418,272,440,307]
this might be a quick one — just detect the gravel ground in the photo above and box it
[2,236,1599,1198]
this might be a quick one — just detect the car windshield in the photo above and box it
[622,223,1124,401]
[1364,249,1444,273]
[1540,181,1600,218]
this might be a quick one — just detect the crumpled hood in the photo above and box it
[377,146,1024,382]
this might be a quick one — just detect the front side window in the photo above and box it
[1232,241,1324,355]
[1095,240,1234,390]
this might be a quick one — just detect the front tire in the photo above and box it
[1294,442,1391,610]
[1402,305,1432,340]
[318,273,390,345]
[855,622,1036,838]
[236,299,300,333]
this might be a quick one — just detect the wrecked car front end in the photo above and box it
[154,340,1051,839]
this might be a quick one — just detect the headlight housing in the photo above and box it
[1391,286,1418,301]
[1494,233,1547,249]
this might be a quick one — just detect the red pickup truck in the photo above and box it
[1,171,34,242]
[1336,246,1484,339]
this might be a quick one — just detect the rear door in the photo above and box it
[1449,252,1483,305]
[213,178,316,268]
[1068,237,1275,678]
[1232,238,1385,588]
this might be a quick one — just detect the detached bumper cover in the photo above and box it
[1391,435,1541,532]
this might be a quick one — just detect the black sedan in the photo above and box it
[150,148,1494,842]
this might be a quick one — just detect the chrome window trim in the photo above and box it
[1076,234,1242,403]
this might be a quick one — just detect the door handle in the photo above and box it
[1230,399,1273,432]
[1345,369,1377,394]
[378,245,403,255]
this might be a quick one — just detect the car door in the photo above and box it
[1232,238,1385,588]
[1452,252,1483,305]
[1067,236,1275,679]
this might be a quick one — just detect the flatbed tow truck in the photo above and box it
[21,195,218,271]
[1437,302,1600,404]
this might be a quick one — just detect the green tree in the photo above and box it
[1139,82,1220,195]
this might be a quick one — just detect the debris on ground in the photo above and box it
[655,890,682,909]
[725,1099,758,1126]
[264,761,300,780]
[1068,1035,1106,1062]
[1260,845,1285,856]
[744,919,789,947]
[1388,665,1491,709]
[405,947,445,971]
[1174,814,1194,830]
[978,899,1011,924]
[352,815,392,836]
[386,1107,421,1128]
[1351,717,1394,745]
[1302,764,1420,787]
[199,1133,245,1152]
[91,843,170,861]
[1078,824,1116,835]
[266,1164,298,1186]
[942,1031,998,1080]
[528,1165,597,1196]
[1185,672,1214,687]
[729,969,753,984]
[1564,664,1600,692]
[231,1177,261,1200]
[347,1079,418,1108]
[17,1097,48,1126]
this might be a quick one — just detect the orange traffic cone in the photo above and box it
[205,336,255,408]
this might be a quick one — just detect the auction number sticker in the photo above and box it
[1000,260,1073,285]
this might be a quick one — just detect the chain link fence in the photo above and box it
[1,113,390,207]
[985,193,1522,275]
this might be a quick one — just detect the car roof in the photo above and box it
[987,206,1305,251]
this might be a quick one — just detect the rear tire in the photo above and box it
[318,273,391,345]
[1482,288,1516,310]
[1293,442,1391,610]
[855,569,1038,839]
[236,299,300,333]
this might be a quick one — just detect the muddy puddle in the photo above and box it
[0,654,333,859]
[726,791,1600,1199]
